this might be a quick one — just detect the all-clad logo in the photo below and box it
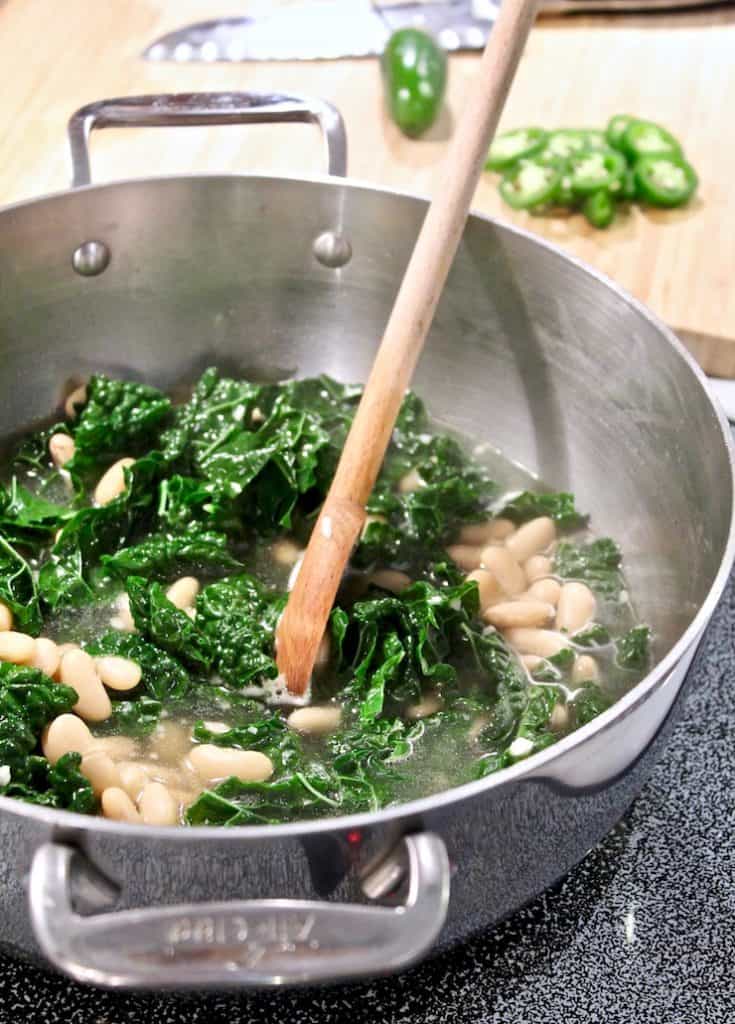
[166,913,318,961]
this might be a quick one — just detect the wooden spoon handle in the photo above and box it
[277,0,539,695]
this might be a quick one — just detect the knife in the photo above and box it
[143,0,730,63]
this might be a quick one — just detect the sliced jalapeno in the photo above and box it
[544,130,592,161]
[621,168,638,201]
[582,190,616,229]
[569,148,627,197]
[606,114,634,151]
[381,28,447,138]
[499,160,562,210]
[485,128,548,171]
[621,119,682,162]
[633,154,698,207]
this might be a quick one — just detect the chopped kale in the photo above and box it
[554,537,624,599]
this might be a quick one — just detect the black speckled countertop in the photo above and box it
[1,576,734,1023]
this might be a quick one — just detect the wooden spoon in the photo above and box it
[276,0,539,696]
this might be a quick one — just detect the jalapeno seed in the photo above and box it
[94,457,135,506]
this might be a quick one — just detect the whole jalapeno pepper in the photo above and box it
[381,28,447,138]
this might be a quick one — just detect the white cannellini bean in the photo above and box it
[446,544,482,572]
[42,714,93,765]
[458,518,515,545]
[398,468,424,493]
[0,631,36,666]
[521,654,543,671]
[571,654,600,684]
[556,582,597,635]
[0,601,12,632]
[466,568,503,612]
[117,762,150,801]
[406,695,443,720]
[94,457,135,506]
[287,705,342,735]
[506,517,556,564]
[80,751,122,796]
[370,569,412,594]
[32,637,61,678]
[479,547,526,597]
[59,648,112,722]
[101,787,141,823]
[138,781,179,826]
[524,555,552,583]
[483,600,555,630]
[189,744,274,783]
[110,593,136,633]
[49,433,75,469]
[527,578,562,607]
[549,703,570,733]
[64,383,87,420]
[504,628,570,659]
[95,655,142,692]
[271,538,303,566]
[166,576,201,610]
[203,721,229,735]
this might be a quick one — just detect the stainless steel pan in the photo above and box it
[0,92,733,990]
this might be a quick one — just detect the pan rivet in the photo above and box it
[72,241,111,277]
[313,231,352,269]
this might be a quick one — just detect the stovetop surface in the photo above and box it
[1,576,733,1023]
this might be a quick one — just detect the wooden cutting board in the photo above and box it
[0,1,733,373]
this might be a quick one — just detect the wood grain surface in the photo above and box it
[0,1,733,372]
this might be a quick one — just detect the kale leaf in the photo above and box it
[87,631,190,703]
[71,374,171,457]
[500,490,586,529]
[126,576,213,671]
[553,537,624,599]
[616,625,651,670]
[0,535,42,634]
[102,529,239,580]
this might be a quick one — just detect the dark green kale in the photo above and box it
[572,623,612,648]
[38,451,165,610]
[101,529,239,580]
[102,697,164,738]
[126,576,213,671]
[615,625,651,670]
[196,574,286,688]
[499,490,586,529]
[71,374,171,458]
[86,631,190,702]
[0,535,42,634]
[553,537,624,599]
[572,684,613,725]
[0,478,73,550]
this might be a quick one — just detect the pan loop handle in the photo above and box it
[67,92,347,188]
[29,832,449,990]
